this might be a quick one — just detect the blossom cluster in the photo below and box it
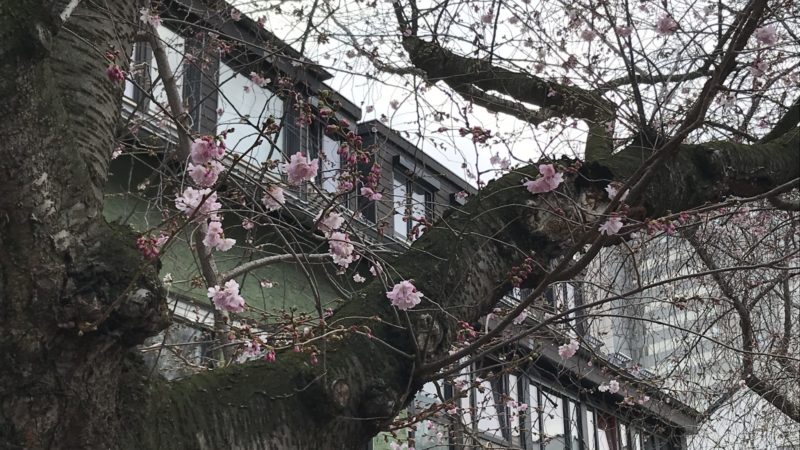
[208,280,245,313]
[558,339,580,359]
[386,280,424,311]
[523,164,564,194]
[280,152,319,185]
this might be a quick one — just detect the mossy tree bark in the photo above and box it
[0,1,798,449]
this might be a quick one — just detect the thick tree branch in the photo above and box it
[129,125,800,448]
[760,95,800,143]
[399,35,613,124]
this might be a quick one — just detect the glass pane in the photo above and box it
[530,384,542,445]
[411,186,427,218]
[475,376,508,441]
[619,423,629,450]
[584,407,596,450]
[320,135,339,193]
[149,25,184,114]
[567,400,581,449]
[597,413,619,450]
[541,391,566,450]
[217,63,284,166]
[508,375,521,438]
[632,429,642,450]
[124,44,138,100]
[393,173,408,239]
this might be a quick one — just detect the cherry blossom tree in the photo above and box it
[0,0,797,449]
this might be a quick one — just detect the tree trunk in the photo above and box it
[0,1,798,449]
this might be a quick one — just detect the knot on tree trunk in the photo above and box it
[57,219,168,345]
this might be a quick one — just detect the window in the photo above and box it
[320,135,340,193]
[148,25,185,115]
[596,413,620,450]
[619,423,629,450]
[123,42,139,101]
[347,160,377,224]
[217,63,284,166]
[393,170,433,240]
[540,390,566,450]
[582,405,594,450]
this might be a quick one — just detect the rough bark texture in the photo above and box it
[0,1,798,449]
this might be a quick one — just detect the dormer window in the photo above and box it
[123,25,185,115]
[393,170,433,241]
[147,25,185,115]
[217,62,284,167]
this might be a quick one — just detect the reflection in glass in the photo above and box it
[632,429,643,450]
[541,390,566,450]
[585,408,596,450]
[475,376,504,439]
[530,385,541,445]
[217,63,284,164]
[597,413,619,450]
[569,401,582,450]
[393,173,408,239]
[620,423,629,450]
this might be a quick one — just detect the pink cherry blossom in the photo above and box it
[581,29,597,42]
[558,339,580,359]
[360,187,383,201]
[353,273,366,283]
[523,164,564,194]
[655,14,678,36]
[106,65,125,82]
[281,152,319,185]
[265,350,276,362]
[175,187,221,220]
[513,310,528,325]
[242,219,255,230]
[370,263,383,277]
[317,211,345,234]
[139,8,161,27]
[249,72,270,87]
[749,59,769,78]
[230,8,242,21]
[242,340,261,357]
[490,153,510,169]
[598,215,624,235]
[605,183,629,202]
[208,280,245,312]
[136,233,169,260]
[187,160,224,187]
[754,25,778,46]
[386,280,424,311]
[190,136,225,165]
[615,25,633,38]
[328,231,357,267]
[203,221,235,252]
[599,379,621,394]
[262,185,285,211]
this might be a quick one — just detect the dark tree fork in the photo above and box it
[0,1,797,449]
